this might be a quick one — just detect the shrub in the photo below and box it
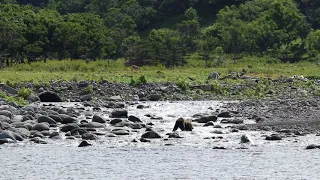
[18,87,32,99]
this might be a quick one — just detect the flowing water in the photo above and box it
[0,101,319,180]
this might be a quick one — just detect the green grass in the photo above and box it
[0,56,319,85]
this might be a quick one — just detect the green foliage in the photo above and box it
[85,84,93,94]
[0,90,28,106]
[129,75,147,86]
[18,87,32,99]
[176,81,190,91]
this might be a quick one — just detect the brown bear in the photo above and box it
[173,118,193,131]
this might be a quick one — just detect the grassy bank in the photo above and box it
[0,56,319,84]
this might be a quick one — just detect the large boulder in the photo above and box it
[195,115,217,123]
[111,129,130,135]
[38,116,57,125]
[39,91,62,102]
[58,114,77,124]
[80,122,105,129]
[0,130,23,142]
[141,131,162,139]
[110,109,128,118]
[92,115,106,123]
[128,115,143,123]
[32,123,50,131]
[61,123,80,132]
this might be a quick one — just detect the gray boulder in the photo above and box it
[141,131,162,139]
[61,123,80,132]
[32,123,50,131]
[0,130,23,142]
[38,116,57,125]
[128,115,143,123]
[110,109,128,118]
[92,115,106,123]
[195,115,217,123]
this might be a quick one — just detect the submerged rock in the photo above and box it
[240,134,254,143]
[78,140,92,147]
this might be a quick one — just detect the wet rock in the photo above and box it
[232,125,248,131]
[110,119,122,125]
[32,123,50,131]
[0,130,23,142]
[213,125,222,128]
[82,133,98,140]
[110,109,128,118]
[0,122,12,130]
[130,123,143,129]
[22,114,34,121]
[265,134,282,141]
[212,146,226,150]
[49,115,62,123]
[0,138,15,144]
[92,115,106,123]
[78,140,92,147]
[111,129,130,136]
[140,138,151,142]
[167,132,183,138]
[195,115,217,123]
[30,131,44,138]
[137,105,149,109]
[203,121,214,127]
[141,131,162,139]
[306,144,320,150]
[128,115,143,123]
[49,132,60,138]
[217,111,232,118]
[221,119,244,124]
[80,122,105,128]
[61,123,80,132]
[39,91,62,102]
[30,137,47,144]
[38,116,57,125]
[211,130,225,134]
[240,134,254,143]
[12,128,30,138]
[59,115,77,124]
[132,139,138,143]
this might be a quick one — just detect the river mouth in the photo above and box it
[1,100,320,179]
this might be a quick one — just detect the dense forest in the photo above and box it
[0,0,320,68]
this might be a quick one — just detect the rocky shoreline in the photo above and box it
[0,77,319,149]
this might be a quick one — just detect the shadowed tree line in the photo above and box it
[1,0,320,68]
